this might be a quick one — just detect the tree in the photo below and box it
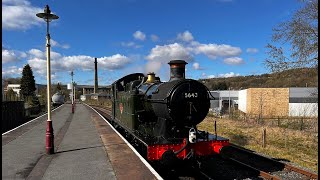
[210,81,229,90]
[20,64,36,98]
[265,0,318,72]
[57,83,62,91]
[55,83,62,92]
[3,77,21,84]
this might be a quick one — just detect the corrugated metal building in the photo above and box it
[209,90,239,114]
[288,87,318,117]
[237,87,318,117]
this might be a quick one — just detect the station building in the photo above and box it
[78,85,112,101]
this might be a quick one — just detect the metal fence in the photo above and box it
[2,94,22,102]
[2,101,25,133]
[1,101,45,133]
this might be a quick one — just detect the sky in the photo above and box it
[2,0,302,86]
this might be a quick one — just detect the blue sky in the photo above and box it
[2,0,301,86]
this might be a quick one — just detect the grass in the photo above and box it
[85,99,318,172]
[85,99,112,109]
[198,115,318,173]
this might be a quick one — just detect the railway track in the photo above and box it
[222,144,318,180]
[90,105,318,180]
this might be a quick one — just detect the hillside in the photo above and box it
[200,67,318,90]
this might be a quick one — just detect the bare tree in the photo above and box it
[265,0,318,72]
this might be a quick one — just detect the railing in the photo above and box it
[2,101,25,133]
[2,101,45,133]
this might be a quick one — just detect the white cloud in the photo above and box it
[193,43,242,59]
[28,48,62,60]
[120,41,142,48]
[146,43,193,63]
[177,31,194,42]
[205,72,240,79]
[145,30,245,78]
[2,66,23,76]
[2,45,133,83]
[59,55,93,71]
[28,58,48,75]
[246,48,259,53]
[218,72,240,78]
[150,34,159,42]
[2,0,30,5]
[51,39,70,49]
[98,54,131,70]
[145,61,162,75]
[2,49,19,63]
[223,57,245,65]
[25,49,131,78]
[2,0,43,30]
[207,75,216,78]
[133,30,146,41]
[2,49,26,63]
[145,43,193,78]
[28,49,45,59]
[192,62,202,70]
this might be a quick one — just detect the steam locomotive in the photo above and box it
[110,60,229,164]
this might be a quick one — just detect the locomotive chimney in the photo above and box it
[168,60,188,81]
[146,72,156,83]
[94,58,98,94]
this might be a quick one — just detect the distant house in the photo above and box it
[78,85,112,101]
[4,83,43,97]
[2,79,5,99]
[80,85,111,95]
[6,84,21,97]
[80,92,110,101]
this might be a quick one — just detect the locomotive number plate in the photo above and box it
[185,92,198,98]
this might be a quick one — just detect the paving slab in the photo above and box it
[2,104,116,180]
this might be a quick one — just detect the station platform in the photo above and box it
[2,103,160,180]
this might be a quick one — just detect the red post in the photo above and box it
[46,121,54,154]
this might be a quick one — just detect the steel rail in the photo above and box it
[227,157,281,180]
[229,144,318,179]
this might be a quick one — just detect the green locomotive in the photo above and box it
[110,60,229,162]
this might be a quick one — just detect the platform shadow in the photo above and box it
[55,145,104,154]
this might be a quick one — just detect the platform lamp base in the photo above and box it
[46,121,54,154]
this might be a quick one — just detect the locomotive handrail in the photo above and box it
[174,138,189,155]
[204,86,216,100]
[145,98,168,103]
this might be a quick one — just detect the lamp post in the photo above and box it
[70,71,74,113]
[228,87,231,117]
[73,82,76,103]
[36,5,59,154]
[73,81,76,110]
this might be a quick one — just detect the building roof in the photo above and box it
[78,85,112,89]
[289,87,318,98]
[209,90,239,98]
